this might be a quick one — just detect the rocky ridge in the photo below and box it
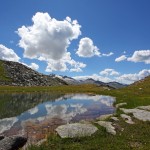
[0,60,67,86]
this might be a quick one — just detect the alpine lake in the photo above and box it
[0,92,115,143]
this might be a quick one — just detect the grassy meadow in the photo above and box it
[0,76,150,150]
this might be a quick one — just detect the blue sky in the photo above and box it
[0,0,150,84]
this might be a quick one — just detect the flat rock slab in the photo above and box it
[0,136,27,150]
[56,123,98,138]
[97,121,116,135]
[137,105,150,111]
[115,102,127,108]
[120,108,150,122]
[120,114,134,124]
[97,114,113,121]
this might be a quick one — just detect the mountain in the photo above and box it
[55,75,127,89]
[80,79,127,89]
[106,82,127,89]
[0,59,128,88]
[51,75,80,85]
[0,60,67,86]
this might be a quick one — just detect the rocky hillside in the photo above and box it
[0,60,67,86]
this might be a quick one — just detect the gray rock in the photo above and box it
[97,114,113,121]
[56,123,98,138]
[115,102,127,108]
[120,114,134,124]
[137,105,150,111]
[111,117,119,121]
[0,136,27,150]
[120,108,150,122]
[97,121,116,135]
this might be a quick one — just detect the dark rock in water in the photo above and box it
[0,136,27,150]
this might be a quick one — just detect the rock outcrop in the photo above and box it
[0,135,27,150]
[0,60,67,86]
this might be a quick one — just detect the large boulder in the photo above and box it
[56,123,98,138]
[0,136,27,150]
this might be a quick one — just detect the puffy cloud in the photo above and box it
[17,12,81,60]
[28,63,39,70]
[99,68,120,76]
[17,12,85,72]
[21,62,39,70]
[102,52,114,57]
[115,55,127,62]
[45,52,86,72]
[127,50,150,64]
[0,44,20,62]
[116,69,150,84]
[76,37,100,57]
[73,74,113,83]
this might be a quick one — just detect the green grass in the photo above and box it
[0,76,150,150]
[0,60,11,82]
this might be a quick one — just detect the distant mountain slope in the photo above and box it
[106,82,127,89]
[55,75,80,85]
[120,75,150,97]
[0,60,67,86]
[127,75,150,91]
[54,75,127,89]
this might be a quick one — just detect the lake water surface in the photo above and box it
[0,93,115,143]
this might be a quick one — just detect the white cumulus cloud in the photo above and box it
[17,12,85,72]
[115,55,127,62]
[0,44,20,62]
[99,68,120,76]
[127,50,150,64]
[116,69,150,84]
[28,63,39,70]
[102,52,114,57]
[76,37,100,57]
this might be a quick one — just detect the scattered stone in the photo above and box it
[111,117,119,121]
[115,102,127,108]
[120,114,134,124]
[97,114,113,121]
[120,108,150,122]
[137,105,150,111]
[129,141,142,149]
[56,123,98,138]
[0,135,27,150]
[97,121,116,135]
